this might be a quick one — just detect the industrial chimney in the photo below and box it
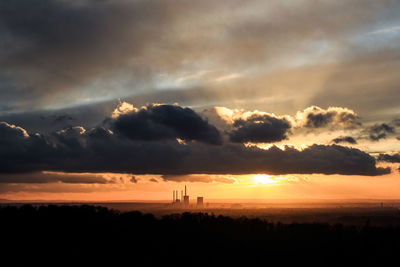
[197,197,204,207]
[183,185,189,207]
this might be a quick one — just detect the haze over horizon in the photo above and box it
[1,0,400,201]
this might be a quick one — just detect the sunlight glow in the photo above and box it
[253,174,278,185]
[251,143,305,151]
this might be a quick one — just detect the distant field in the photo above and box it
[3,201,400,226]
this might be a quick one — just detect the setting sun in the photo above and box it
[253,174,278,185]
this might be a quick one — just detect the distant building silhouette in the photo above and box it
[183,185,189,207]
[170,185,203,208]
[197,197,203,207]
[173,190,180,205]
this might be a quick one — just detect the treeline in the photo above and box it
[1,205,399,266]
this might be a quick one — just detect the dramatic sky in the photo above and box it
[1,0,400,201]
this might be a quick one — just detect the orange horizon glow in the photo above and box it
[1,164,399,202]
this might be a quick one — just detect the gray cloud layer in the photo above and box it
[0,104,389,180]
[110,104,222,145]
[229,114,291,143]
[365,123,396,141]
[0,172,110,184]
[297,106,361,129]
[377,153,400,163]
[0,0,398,113]
[332,136,357,145]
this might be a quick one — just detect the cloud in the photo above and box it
[178,143,389,176]
[0,99,118,134]
[365,123,395,141]
[0,121,29,138]
[228,114,291,143]
[332,136,357,144]
[367,25,400,35]
[162,174,237,184]
[377,153,400,163]
[309,46,400,121]
[392,119,400,127]
[149,178,159,183]
[110,104,222,145]
[295,106,360,129]
[0,0,179,109]
[330,120,399,144]
[0,171,110,184]
[53,114,74,124]
[0,0,397,111]
[0,117,389,177]
[111,101,138,119]
[207,105,363,143]
[202,107,292,143]
[0,122,53,173]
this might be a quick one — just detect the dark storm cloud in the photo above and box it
[178,143,389,176]
[297,106,360,129]
[0,122,54,173]
[0,119,389,178]
[332,136,357,145]
[111,104,222,145]
[0,99,118,134]
[377,153,400,163]
[0,172,109,184]
[53,114,74,124]
[365,123,395,141]
[229,114,291,143]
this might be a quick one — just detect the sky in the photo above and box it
[1,0,400,201]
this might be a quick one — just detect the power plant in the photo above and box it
[171,185,204,208]
[196,197,203,207]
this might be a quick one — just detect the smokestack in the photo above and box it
[173,191,175,202]
[181,190,183,201]
[185,185,187,196]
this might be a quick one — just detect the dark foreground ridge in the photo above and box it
[2,205,400,266]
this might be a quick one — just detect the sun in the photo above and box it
[253,174,278,185]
